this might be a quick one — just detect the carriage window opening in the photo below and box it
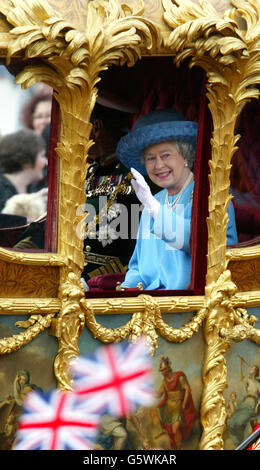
[83,57,212,297]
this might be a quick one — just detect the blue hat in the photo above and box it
[116,109,198,174]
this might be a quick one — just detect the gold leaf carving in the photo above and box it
[220,306,260,343]
[82,296,159,355]
[200,270,239,449]
[0,312,56,355]
[82,294,208,355]
[54,272,86,390]
[0,1,163,389]
[162,0,260,285]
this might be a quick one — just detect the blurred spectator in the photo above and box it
[0,129,47,212]
[28,123,50,193]
[20,92,52,135]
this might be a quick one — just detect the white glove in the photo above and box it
[131,167,160,219]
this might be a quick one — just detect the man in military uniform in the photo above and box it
[82,103,142,283]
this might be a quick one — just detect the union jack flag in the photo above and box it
[70,339,155,417]
[13,390,100,450]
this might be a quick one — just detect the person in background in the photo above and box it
[82,103,147,284]
[6,123,50,250]
[20,91,52,136]
[116,109,238,290]
[0,128,47,212]
[28,122,50,193]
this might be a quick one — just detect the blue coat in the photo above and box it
[122,182,238,290]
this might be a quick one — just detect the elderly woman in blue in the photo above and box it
[116,109,238,290]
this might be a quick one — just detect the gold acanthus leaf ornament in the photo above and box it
[162,0,247,63]
[0,0,161,91]
[162,0,260,110]
[162,0,260,96]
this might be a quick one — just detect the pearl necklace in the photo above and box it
[165,172,193,210]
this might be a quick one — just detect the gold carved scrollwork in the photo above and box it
[54,272,86,390]
[200,270,239,449]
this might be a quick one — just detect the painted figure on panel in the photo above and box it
[228,362,260,447]
[93,354,198,450]
[226,391,238,421]
[0,369,41,449]
[156,356,197,450]
[95,416,129,450]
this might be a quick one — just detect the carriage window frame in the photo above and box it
[84,59,211,299]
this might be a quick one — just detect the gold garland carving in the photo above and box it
[82,294,208,355]
[0,312,56,355]
[82,295,159,355]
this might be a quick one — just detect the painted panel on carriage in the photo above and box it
[0,316,58,450]
[79,312,203,450]
[224,308,260,450]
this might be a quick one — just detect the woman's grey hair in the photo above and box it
[141,140,196,169]
[174,141,196,169]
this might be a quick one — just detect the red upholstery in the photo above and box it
[88,272,126,291]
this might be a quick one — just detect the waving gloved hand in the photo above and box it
[131,167,160,219]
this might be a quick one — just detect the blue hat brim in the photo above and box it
[116,121,198,174]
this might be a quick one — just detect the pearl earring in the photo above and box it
[184,162,188,167]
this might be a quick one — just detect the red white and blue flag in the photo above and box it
[70,339,155,417]
[13,339,154,450]
[13,390,100,450]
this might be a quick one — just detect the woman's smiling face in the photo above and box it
[143,140,191,195]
